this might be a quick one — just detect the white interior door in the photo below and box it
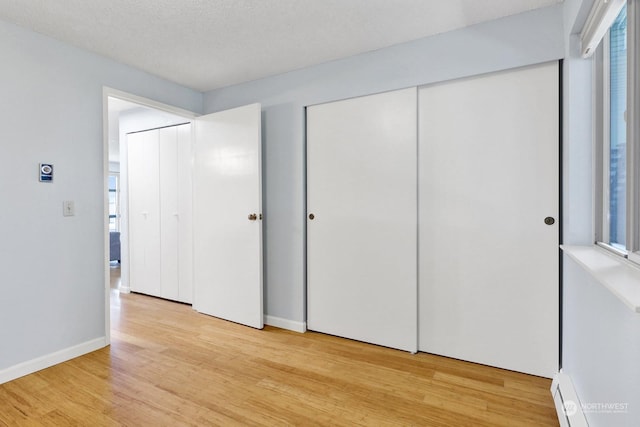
[418,62,559,378]
[127,129,161,297]
[193,103,263,329]
[307,88,417,352]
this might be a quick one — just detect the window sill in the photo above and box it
[562,245,640,313]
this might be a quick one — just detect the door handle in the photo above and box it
[248,213,257,221]
[544,217,555,225]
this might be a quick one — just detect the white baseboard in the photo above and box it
[0,337,107,385]
[264,315,306,333]
[551,371,589,427]
[119,285,131,293]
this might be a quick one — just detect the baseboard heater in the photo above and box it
[551,372,589,427]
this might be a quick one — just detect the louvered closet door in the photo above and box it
[418,62,559,378]
[307,88,417,352]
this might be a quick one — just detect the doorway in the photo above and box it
[104,88,197,343]
[103,90,265,342]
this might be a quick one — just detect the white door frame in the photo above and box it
[102,87,197,345]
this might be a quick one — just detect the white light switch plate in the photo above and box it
[63,200,75,217]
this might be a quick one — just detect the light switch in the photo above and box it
[63,200,75,217]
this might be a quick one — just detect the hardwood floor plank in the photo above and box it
[0,290,559,426]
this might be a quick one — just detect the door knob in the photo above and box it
[248,213,257,221]
[544,217,555,225]
[309,213,315,220]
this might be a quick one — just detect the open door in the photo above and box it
[193,103,263,329]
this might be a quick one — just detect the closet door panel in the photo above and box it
[307,88,417,352]
[159,126,180,301]
[127,130,161,297]
[177,123,194,304]
[418,62,559,378]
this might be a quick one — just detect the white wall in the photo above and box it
[0,17,201,375]
[561,1,640,425]
[563,255,640,426]
[203,5,565,323]
[563,0,595,246]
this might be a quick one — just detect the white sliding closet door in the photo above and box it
[418,62,559,377]
[307,88,417,352]
[193,103,263,329]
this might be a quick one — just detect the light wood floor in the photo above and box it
[0,269,559,426]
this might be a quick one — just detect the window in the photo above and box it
[596,1,640,263]
[607,6,627,249]
[109,174,120,232]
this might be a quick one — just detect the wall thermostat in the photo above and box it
[39,163,53,182]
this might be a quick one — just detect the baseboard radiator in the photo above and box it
[551,372,589,427]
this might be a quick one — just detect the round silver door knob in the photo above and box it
[544,217,555,225]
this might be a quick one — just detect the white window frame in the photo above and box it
[596,0,640,264]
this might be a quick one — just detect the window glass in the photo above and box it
[108,174,119,232]
[609,5,627,248]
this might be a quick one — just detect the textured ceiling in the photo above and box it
[0,0,562,92]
